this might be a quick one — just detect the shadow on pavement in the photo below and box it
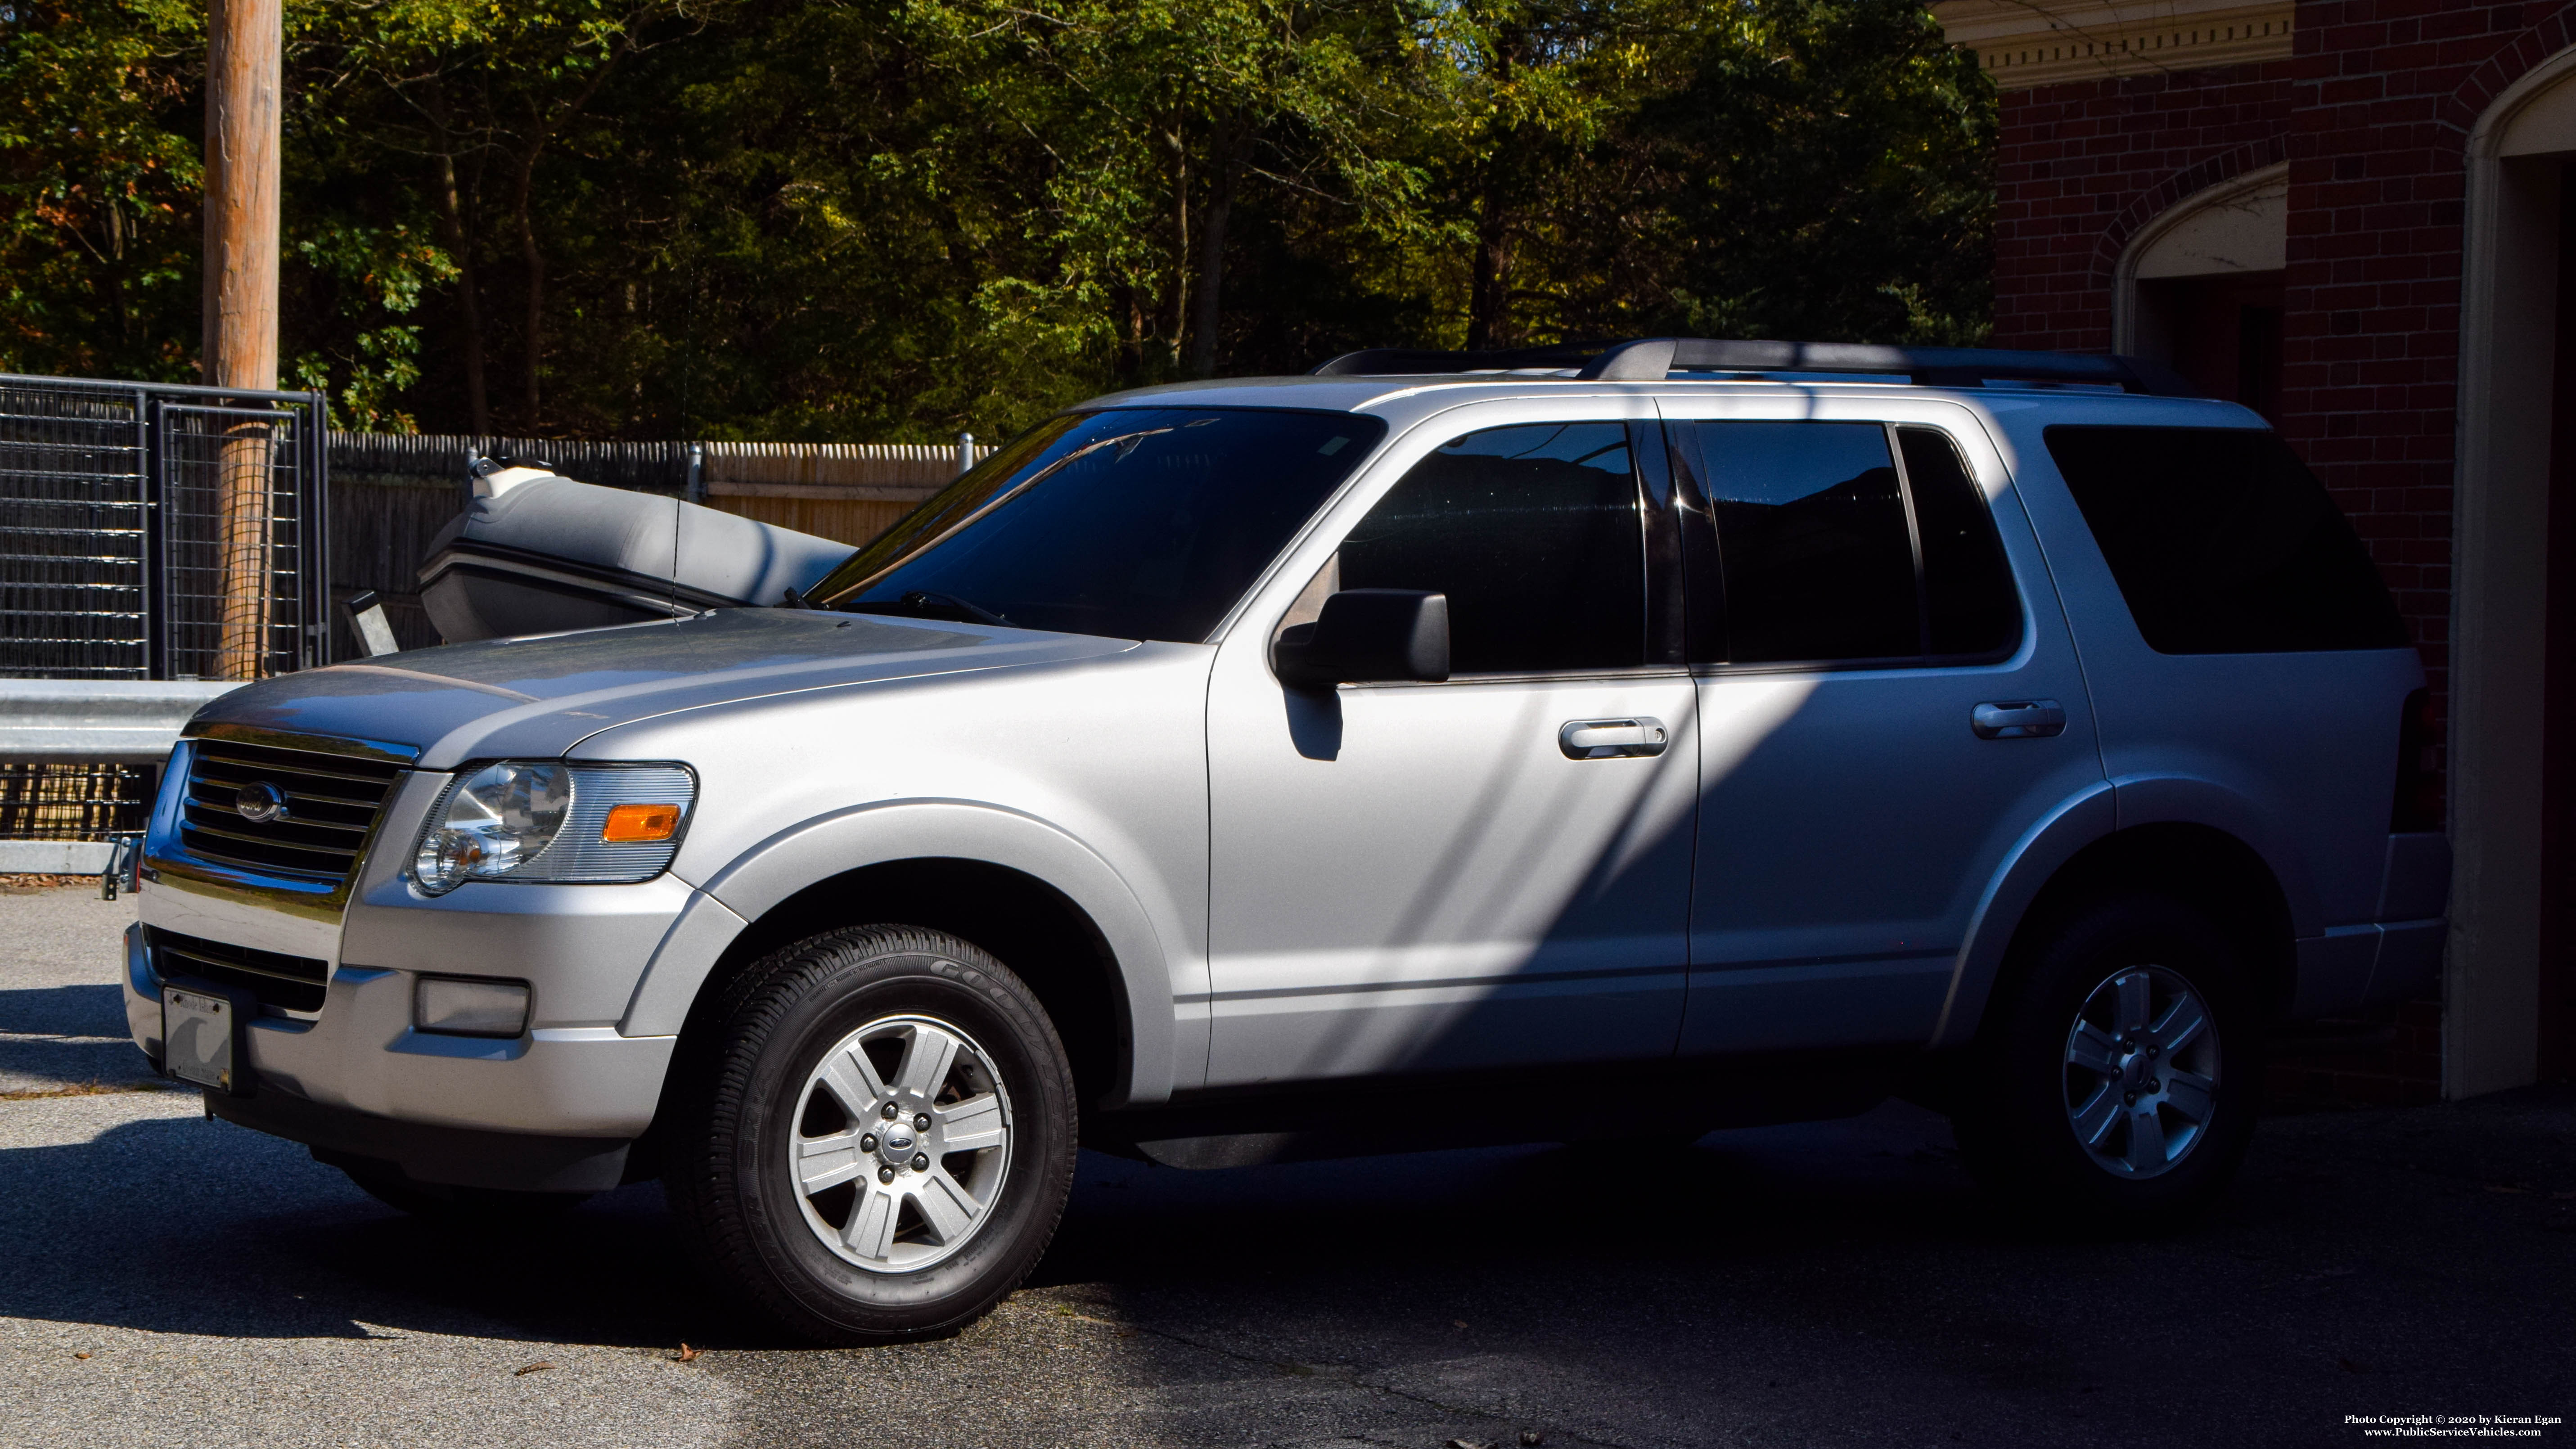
[0,1109,735,1348]
[0,984,129,1038]
[5,1089,2574,1448]
[0,985,155,1091]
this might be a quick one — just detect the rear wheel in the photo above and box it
[663,925,1076,1345]
[1953,895,2262,1229]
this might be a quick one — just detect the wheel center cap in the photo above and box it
[881,1128,917,1161]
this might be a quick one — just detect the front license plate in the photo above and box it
[162,987,236,1092]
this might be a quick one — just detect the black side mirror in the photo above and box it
[1273,589,1450,688]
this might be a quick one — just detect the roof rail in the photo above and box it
[1308,338,2203,396]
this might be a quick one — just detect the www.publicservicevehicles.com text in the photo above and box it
[2350,1416,2562,1438]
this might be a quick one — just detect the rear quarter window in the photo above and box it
[2043,425,2407,654]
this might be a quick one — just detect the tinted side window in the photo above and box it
[1899,427,2022,658]
[1338,423,1644,674]
[1694,422,1918,664]
[2044,426,2407,653]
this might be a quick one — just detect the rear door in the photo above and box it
[1662,398,2106,1054]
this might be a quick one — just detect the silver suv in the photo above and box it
[122,339,2450,1344]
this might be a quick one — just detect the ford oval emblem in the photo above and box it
[234,781,290,824]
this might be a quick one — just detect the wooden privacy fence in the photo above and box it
[325,433,992,653]
[696,441,986,546]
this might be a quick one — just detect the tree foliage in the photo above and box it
[0,0,1992,439]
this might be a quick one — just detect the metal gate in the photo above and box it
[0,373,331,681]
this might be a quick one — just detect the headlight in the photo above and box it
[411,761,694,895]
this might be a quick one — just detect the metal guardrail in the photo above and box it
[0,680,243,763]
[0,680,240,878]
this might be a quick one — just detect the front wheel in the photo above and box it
[662,925,1077,1344]
[1953,895,2263,1230]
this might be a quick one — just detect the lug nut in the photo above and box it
[860,1134,878,1153]
[2123,1092,2136,1105]
[2148,1078,2161,1092]
[878,1166,896,1184]
[915,1113,932,1132]
[881,1102,901,1120]
[2147,1044,2160,1057]
[910,1153,930,1172]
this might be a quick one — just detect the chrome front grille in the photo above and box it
[147,925,329,1014]
[179,738,404,885]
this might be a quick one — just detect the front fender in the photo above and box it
[1928,782,2115,1051]
[617,798,1193,1107]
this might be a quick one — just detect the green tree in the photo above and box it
[0,0,203,379]
[0,0,1995,438]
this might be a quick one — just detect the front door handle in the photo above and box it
[1972,699,2067,739]
[1560,717,1670,759]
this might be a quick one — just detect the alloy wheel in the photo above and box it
[2061,965,2221,1179]
[789,1014,1015,1271]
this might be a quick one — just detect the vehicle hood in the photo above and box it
[187,608,1138,770]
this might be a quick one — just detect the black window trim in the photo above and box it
[1672,418,2028,675]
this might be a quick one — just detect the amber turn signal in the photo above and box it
[601,802,684,843]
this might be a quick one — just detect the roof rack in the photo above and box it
[1308,338,2202,396]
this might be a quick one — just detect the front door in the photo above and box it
[1204,416,1697,1086]
[1666,408,2104,1055]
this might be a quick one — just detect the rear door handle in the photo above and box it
[1972,699,2067,739]
[1560,717,1670,759]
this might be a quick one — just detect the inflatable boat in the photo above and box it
[415,458,855,644]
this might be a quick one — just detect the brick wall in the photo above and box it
[2277,2,2576,702]
[1990,63,2296,354]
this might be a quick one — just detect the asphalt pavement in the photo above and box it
[2,881,2571,1448]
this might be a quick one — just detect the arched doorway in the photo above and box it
[2115,165,2288,421]
[2456,47,2576,1097]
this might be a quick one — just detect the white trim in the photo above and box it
[2449,44,2576,1098]
[2111,162,2289,355]
[2472,46,2576,158]
[1932,0,2295,90]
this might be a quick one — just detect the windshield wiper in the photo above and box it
[843,590,1012,628]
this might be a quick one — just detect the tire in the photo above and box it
[662,925,1077,1345]
[1952,894,2264,1231]
[339,1158,593,1223]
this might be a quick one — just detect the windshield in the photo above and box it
[807,407,1386,642]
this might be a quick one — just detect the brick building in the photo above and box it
[1929,0,2576,1099]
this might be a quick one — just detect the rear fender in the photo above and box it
[2110,773,2323,935]
[1929,783,2115,1051]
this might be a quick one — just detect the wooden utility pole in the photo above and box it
[203,0,282,680]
